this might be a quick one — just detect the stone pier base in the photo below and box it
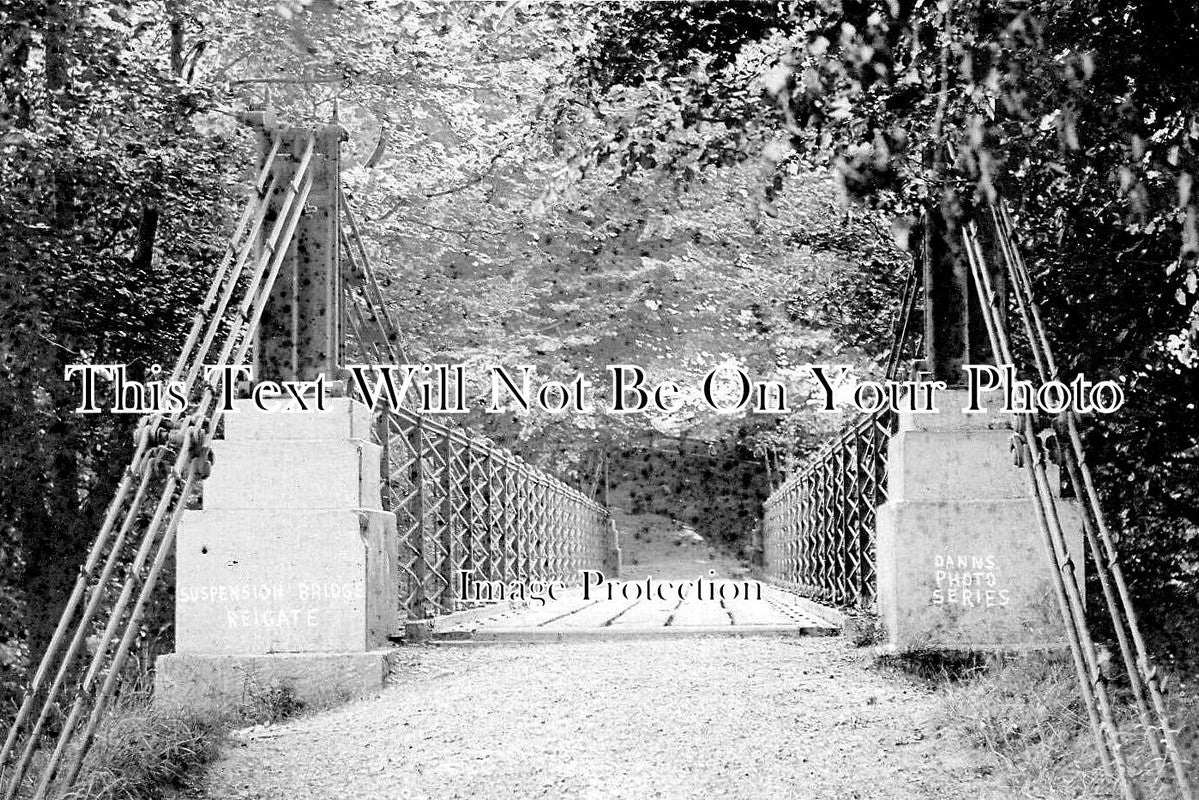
[876,390,1083,652]
[156,397,398,712]
[155,651,391,713]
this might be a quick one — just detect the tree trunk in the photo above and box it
[166,0,184,75]
[132,206,160,272]
[44,0,75,227]
[22,384,86,677]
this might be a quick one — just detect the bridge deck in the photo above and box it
[430,583,840,642]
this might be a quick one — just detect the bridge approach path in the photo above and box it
[197,636,1014,800]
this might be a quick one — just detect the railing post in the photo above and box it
[499,456,513,583]
[462,443,475,592]
[514,462,529,581]
[561,486,572,581]
[408,417,428,621]
[603,509,621,578]
[559,491,571,577]
[530,474,543,582]
[440,432,458,612]
[534,474,544,577]
[484,449,498,583]
[803,473,815,593]
[837,440,851,605]
[537,476,550,582]
[545,478,556,581]
[376,409,390,513]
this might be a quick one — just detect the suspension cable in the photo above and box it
[963,218,1139,799]
[989,202,1194,799]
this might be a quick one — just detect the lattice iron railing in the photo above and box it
[761,411,895,609]
[382,412,610,618]
[339,191,613,621]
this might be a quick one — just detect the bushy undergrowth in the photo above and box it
[241,681,305,726]
[60,703,224,800]
[929,656,1199,800]
[54,675,308,800]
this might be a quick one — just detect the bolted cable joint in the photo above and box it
[151,452,172,479]
[1010,432,1027,468]
[143,416,174,446]
[166,422,192,449]
[190,446,214,480]
[1037,427,1061,465]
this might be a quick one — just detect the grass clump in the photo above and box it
[58,674,308,800]
[844,614,886,648]
[928,655,1199,799]
[242,679,304,725]
[60,700,225,800]
[876,648,990,682]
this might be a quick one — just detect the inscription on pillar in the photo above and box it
[179,580,364,631]
[930,553,1012,609]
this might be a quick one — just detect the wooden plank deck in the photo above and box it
[430,583,840,643]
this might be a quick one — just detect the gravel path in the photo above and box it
[200,638,1009,799]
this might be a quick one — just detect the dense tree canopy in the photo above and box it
[1,0,246,706]
[0,0,899,707]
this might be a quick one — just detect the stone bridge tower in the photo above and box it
[875,205,1082,651]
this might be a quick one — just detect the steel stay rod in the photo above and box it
[55,457,202,792]
[963,222,1136,797]
[962,223,1116,773]
[0,434,151,777]
[2,459,157,800]
[5,148,286,758]
[16,143,316,798]
[4,161,285,761]
[32,420,200,797]
[0,145,288,785]
[7,142,307,788]
[169,133,281,386]
[2,146,287,767]
[993,204,1193,798]
[990,204,1164,767]
[56,207,319,785]
[179,171,278,393]
[340,190,408,361]
[42,158,316,796]
[183,134,315,394]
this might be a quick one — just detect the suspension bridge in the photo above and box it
[0,113,1193,800]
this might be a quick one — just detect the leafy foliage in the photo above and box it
[211,1,904,484]
[0,0,244,705]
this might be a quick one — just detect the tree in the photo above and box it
[0,0,243,697]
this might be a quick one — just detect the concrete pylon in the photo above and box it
[248,113,347,384]
[156,398,398,710]
[875,391,1083,651]
[875,208,1083,651]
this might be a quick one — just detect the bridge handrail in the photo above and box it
[761,409,894,609]
[337,192,613,620]
[0,126,615,799]
[763,411,892,509]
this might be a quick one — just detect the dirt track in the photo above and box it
[199,637,1014,799]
